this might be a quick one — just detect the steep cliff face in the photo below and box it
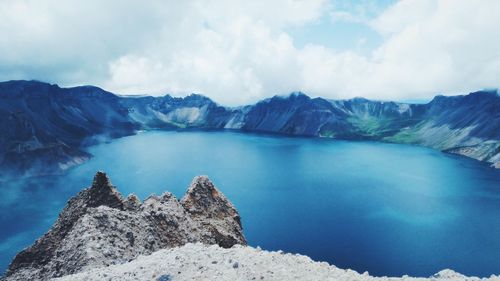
[120,94,233,129]
[4,172,245,281]
[385,91,500,164]
[0,81,138,176]
[0,80,499,175]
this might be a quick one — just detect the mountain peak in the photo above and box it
[181,176,238,219]
[0,80,60,98]
[429,90,499,107]
[289,91,308,98]
[86,171,124,210]
[186,93,213,102]
[349,97,370,102]
[91,171,111,188]
[6,173,246,280]
[0,79,54,87]
[181,176,244,247]
[466,89,499,99]
[266,92,310,103]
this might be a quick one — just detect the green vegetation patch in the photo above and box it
[347,116,396,138]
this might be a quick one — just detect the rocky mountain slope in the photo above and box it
[54,243,499,281]
[0,81,138,176]
[0,80,498,176]
[3,172,245,281]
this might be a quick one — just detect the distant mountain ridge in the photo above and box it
[0,80,499,176]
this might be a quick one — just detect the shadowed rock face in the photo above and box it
[0,81,138,177]
[181,176,244,248]
[4,172,246,281]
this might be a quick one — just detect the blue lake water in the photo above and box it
[1,130,500,277]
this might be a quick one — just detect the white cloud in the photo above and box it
[367,0,500,98]
[0,0,499,105]
[331,11,366,24]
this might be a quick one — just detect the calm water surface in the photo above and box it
[1,131,500,277]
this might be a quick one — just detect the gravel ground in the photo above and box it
[54,243,500,281]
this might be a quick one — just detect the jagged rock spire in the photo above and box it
[6,172,124,278]
[92,171,110,187]
[86,171,124,209]
[5,172,246,281]
[181,176,245,248]
[181,176,242,226]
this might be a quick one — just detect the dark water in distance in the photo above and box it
[1,131,500,277]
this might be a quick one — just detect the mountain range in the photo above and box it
[0,80,499,177]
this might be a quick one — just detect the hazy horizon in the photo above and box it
[7,79,500,106]
[1,0,500,105]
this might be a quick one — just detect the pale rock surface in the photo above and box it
[3,172,245,281]
[54,243,500,281]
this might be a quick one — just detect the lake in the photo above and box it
[1,130,499,277]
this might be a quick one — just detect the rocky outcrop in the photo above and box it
[3,172,246,281]
[181,176,244,248]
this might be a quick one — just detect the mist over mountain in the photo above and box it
[0,80,498,177]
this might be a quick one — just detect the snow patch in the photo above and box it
[397,103,410,114]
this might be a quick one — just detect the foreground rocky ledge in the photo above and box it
[3,172,499,281]
[4,172,245,281]
[54,243,499,281]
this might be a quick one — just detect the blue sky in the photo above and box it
[288,16,382,54]
[0,0,499,105]
[288,0,396,54]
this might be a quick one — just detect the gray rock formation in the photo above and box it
[3,172,246,281]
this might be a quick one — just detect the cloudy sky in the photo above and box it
[0,0,499,105]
